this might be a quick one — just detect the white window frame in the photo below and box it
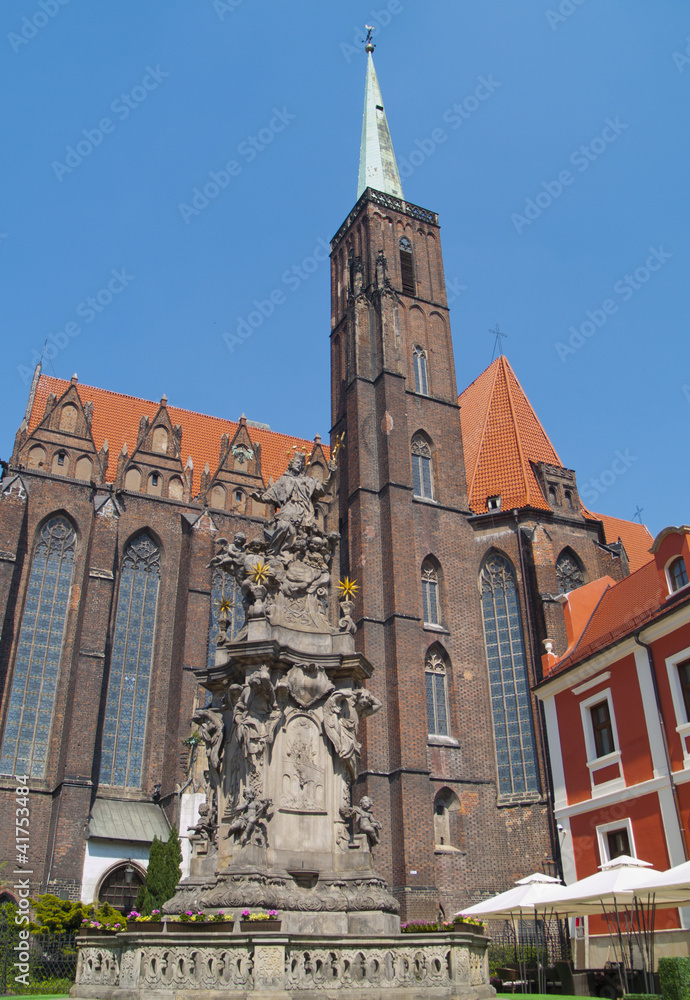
[596,817,636,866]
[579,687,624,797]
[665,555,690,596]
[665,644,690,768]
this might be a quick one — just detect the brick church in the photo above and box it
[0,49,651,920]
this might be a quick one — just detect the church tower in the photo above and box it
[330,46,554,920]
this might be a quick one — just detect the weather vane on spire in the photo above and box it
[364,25,375,52]
[489,323,508,361]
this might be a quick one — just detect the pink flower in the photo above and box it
[241,909,250,918]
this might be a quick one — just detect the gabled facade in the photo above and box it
[536,527,690,964]
[0,50,654,919]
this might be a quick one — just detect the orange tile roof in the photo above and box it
[549,559,664,674]
[458,356,561,513]
[585,510,653,574]
[27,375,328,495]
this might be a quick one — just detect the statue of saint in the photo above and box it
[251,452,334,552]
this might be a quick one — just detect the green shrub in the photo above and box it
[624,994,660,999]
[30,894,89,933]
[135,826,183,915]
[659,957,690,1000]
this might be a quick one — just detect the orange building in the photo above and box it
[536,526,690,963]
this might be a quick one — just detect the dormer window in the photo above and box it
[487,495,501,512]
[548,485,559,506]
[564,489,574,510]
[669,556,689,593]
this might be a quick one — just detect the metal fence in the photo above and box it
[0,914,76,996]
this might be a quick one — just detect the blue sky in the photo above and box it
[1,0,688,535]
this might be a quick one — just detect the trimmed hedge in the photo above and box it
[659,957,690,1000]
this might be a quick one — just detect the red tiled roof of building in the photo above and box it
[549,558,664,675]
[458,356,562,513]
[457,357,653,573]
[27,375,329,494]
[584,510,653,574]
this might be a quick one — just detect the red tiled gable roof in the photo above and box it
[458,356,562,513]
[27,375,329,495]
[550,558,663,674]
[457,357,653,573]
[584,510,653,574]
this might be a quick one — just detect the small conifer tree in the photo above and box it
[136,826,182,915]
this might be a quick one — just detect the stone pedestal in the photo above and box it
[72,929,494,999]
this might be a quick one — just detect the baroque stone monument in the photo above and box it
[72,448,493,998]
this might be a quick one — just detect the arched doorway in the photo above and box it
[98,863,144,915]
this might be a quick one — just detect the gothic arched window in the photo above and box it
[100,533,160,788]
[411,434,434,500]
[425,647,449,736]
[207,568,245,669]
[413,345,429,396]
[556,548,586,594]
[480,552,540,799]
[0,516,76,778]
[422,559,440,625]
[399,237,415,296]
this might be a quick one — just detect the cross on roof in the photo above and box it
[489,323,508,361]
[633,505,644,524]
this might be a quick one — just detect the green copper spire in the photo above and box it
[357,48,404,201]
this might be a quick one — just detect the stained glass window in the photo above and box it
[425,649,449,736]
[480,553,540,799]
[0,517,76,778]
[100,533,160,788]
[413,346,429,395]
[412,434,433,500]
[207,569,244,669]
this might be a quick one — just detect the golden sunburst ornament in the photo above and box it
[251,561,270,586]
[337,577,359,599]
[215,597,233,614]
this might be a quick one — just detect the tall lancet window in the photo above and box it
[207,568,245,669]
[413,346,429,395]
[411,433,434,500]
[0,516,76,778]
[100,533,160,788]
[425,647,449,736]
[480,552,540,800]
[399,237,415,296]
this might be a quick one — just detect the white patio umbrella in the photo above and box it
[458,873,568,993]
[548,856,662,993]
[632,860,690,905]
[458,872,566,920]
